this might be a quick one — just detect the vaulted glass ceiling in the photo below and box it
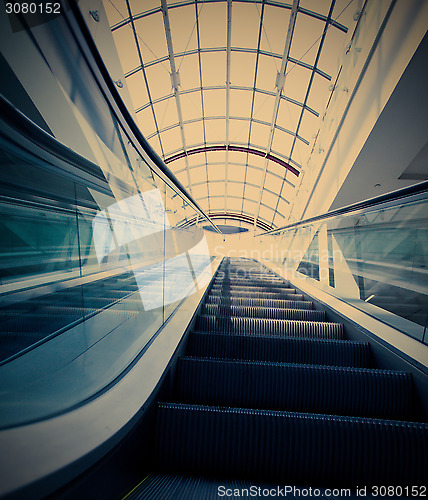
[105,0,358,231]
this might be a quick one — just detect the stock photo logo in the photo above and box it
[92,189,212,311]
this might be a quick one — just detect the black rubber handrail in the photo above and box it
[0,94,107,186]
[260,180,428,235]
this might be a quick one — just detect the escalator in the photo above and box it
[0,269,168,363]
[126,257,428,499]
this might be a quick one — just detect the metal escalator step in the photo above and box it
[210,285,297,294]
[208,290,305,300]
[201,304,325,321]
[212,279,289,288]
[187,332,371,367]
[206,296,313,309]
[155,403,428,486]
[195,315,343,339]
[175,357,415,420]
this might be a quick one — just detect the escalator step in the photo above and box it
[201,304,325,321]
[206,296,313,309]
[195,315,343,339]
[208,290,305,300]
[210,285,297,294]
[187,332,371,367]
[155,403,428,486]
[175,357,415,420]
[212,279,289,288]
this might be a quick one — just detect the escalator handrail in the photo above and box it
[259,180,428,236]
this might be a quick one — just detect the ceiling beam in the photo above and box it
[253,0,300,227]
[160,0,193,194]
[225,0,232,212]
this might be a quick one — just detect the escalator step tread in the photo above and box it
[201,304,325,321]
[208,290,305,300]
[174,357,415,420]
[187,331,370,367]
[155,403,428,485]
[206,296,313,309]
[195,315,343,339]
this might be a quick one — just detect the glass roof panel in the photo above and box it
[333,0,357,29]
[203,90,226,117]
[227,197,243,212]
[258,205,275,222]
[260,5,291,55]
[187,153,203,167]
[317,26,346,76]
[262,189,279,206]
[145,64,173,101]
[107,0,351,229]
[159,126,182,156]
[134,13,168,64]
[131,0,160,12]
[228,164,246,182]
[205,119,226,144]
[104,0,128,26]
[277,197,290,215]
[292,142,311,168]
[267,160,287,179]
[226,150,244,165]
[206,150,227,164]
[136,106,157,137]
[272,128,294,156]
[245,166,263,186]
[189,166,206,185]
[306,72,331,113]
[126,72,149,109]
[276,99,301,132]
[249,121,271,148]
[171,157,187,174]
[198,2,227,48]
[289,13,324,67]
[244,184,260,201]
[169,4,198,54]
[209,182,226,197]
[149,134,163,157]
[152,98,178,131]
[229,119,250,144]
[243,198,257,213]
[208,165,226,183]
[283,64,313,103]
[264,172,283,194]
[176,54,201,90]
[229,89,254,118]
[200,51,227,87]
[247,154,266,170]
[299,0,331,16]
[280,182,295,201]
[252,92,275,124]
[228,181,244,198]
[112,28,140,74]
[192,183,209,199]
[231,3,260,48]
[180,92,203,122]
[255,54,280,90]
[230,52,257,87]
[183,121,205,147]
[298,109,320,142]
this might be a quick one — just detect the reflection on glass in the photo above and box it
[262,197,428,344]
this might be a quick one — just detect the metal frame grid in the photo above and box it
[105,0,357,231]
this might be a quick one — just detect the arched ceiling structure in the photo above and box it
[105,0,359,231]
